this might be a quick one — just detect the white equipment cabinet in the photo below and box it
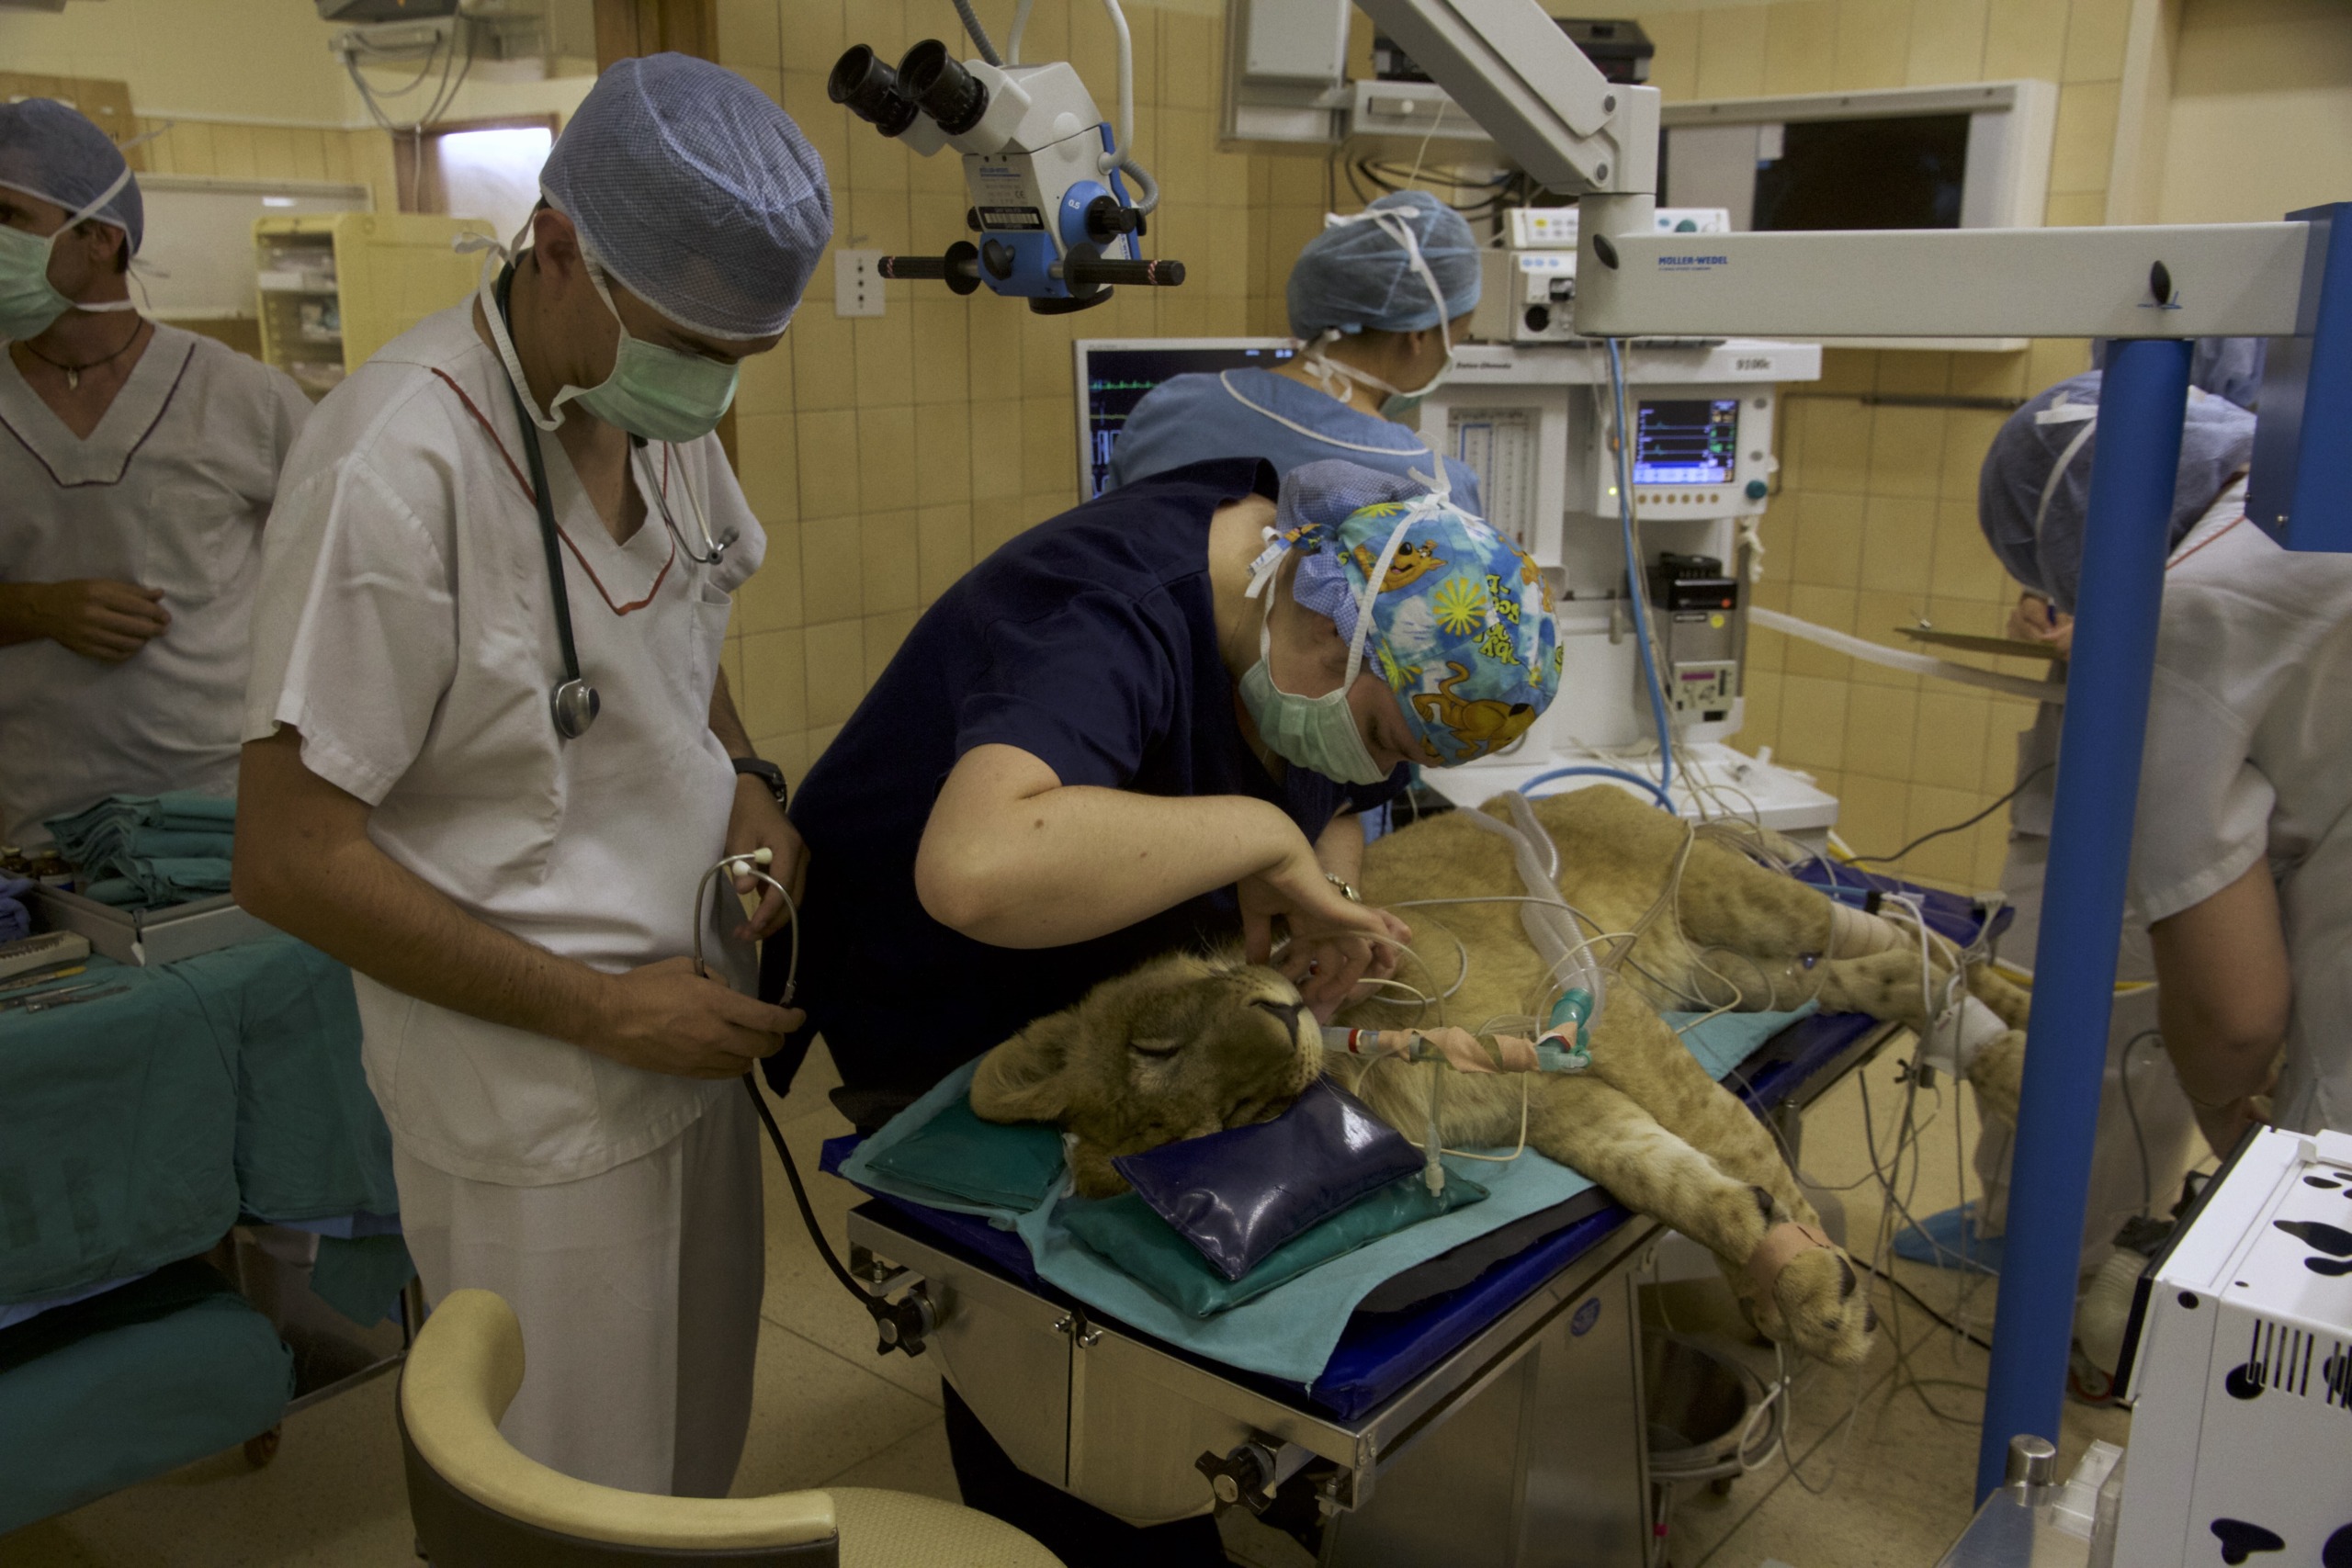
[2109,1126,2352,1567]
[1409,338,1838,840]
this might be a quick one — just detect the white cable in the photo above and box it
[952,0,1004,65]
[1119,154,1160,216]
[1007,0,1035,63]
[1749,607,2066,705]
[1096,0,1133,180]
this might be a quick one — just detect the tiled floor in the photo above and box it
[1,1040,2152,1568]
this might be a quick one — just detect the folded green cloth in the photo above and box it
[129,858,231,904]
[865,1097,1067,1210]
[1061,1170,1488,1317]
[127,829,234,860]
[42,795,235,911]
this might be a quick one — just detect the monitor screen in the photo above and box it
[1752,114,1970,231]
[1632,398,1740,486]
[1077,341,1296,497]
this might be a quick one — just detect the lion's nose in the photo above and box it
[1251,998,1306,1043]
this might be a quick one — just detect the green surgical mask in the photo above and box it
[478,254,739,443]
[571,264,740,443]
[0,166,141,344]
[1237,538,1402,789]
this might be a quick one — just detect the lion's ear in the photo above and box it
[970,1010,1081,1124]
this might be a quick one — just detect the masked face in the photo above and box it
[1378,311,1472,421]
[0,173,139,343]
[569,263,741,443]
[1300,208,1463,421]
[1238,536,1410,788]
[477,247,744,443]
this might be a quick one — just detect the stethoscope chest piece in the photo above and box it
[551,678,602,739]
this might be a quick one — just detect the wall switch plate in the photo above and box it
[834,249,884,318]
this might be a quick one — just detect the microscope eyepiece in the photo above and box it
[897,39,989,138]
[829,45,922,139]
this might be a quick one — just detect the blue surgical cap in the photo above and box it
[1287,191,1480,341]
[0,98,141,256]
[1276,460,1561,765]
[539,53,831,340]
[1977,370,2257,615]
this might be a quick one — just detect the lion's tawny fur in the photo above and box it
[972,786,2032,1368]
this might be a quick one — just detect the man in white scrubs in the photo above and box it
[0,100,308,846]
[1979,371,2352,1152]
[234,55,831,1495]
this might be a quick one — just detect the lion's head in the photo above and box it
[969,952,1319,1197]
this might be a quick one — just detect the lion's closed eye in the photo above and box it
[1128,1036,1184,1058]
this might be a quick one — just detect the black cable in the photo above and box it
[1857,1260,1996,1352]
[1846,761,2053,867]
[2119,1029,2162,1217]
[740,1074,885,1319]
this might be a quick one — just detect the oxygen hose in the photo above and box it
[693,852,935,1358]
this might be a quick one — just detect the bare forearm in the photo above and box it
[922,782,1304,948]
[2150,860,2291,1105]
[1316,812,1366,886]
[2157,987,2284,1105]
[234,738,616,1045]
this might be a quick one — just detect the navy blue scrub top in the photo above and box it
[773,457,1407,1107]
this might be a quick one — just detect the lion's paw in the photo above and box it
[1765,1247,1876,1368]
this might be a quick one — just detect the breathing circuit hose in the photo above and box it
[695,852,934,1357]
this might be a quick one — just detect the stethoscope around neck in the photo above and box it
[491,262,735,740]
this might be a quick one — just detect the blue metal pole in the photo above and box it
[1973,337,2194,1503]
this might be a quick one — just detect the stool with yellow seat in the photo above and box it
[397,1289,1061,1567]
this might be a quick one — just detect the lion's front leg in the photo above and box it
[1527,1078,1871,1366]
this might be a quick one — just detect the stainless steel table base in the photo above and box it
[850,1210,1657,1568]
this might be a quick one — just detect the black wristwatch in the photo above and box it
[731,756,788,807]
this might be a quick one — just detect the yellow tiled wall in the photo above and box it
[133,117,398,210]
[713,0,1246,785]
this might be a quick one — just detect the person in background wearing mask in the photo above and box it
[1105,190,1485,510]
[232,56,830,1495]
[1964,359,2349,1247]
[0,100,308,848]
[779,457,1559,1563]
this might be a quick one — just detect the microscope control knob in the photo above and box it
[1084,195,1142,243]
[981,240,1016,280]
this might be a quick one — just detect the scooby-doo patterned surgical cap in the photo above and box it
[1273,461,1561,766]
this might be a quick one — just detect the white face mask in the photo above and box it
[1300,207,1458,419]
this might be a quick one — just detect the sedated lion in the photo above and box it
[971,785,2030,1368]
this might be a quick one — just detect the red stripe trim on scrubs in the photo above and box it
[429,367,675,616]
